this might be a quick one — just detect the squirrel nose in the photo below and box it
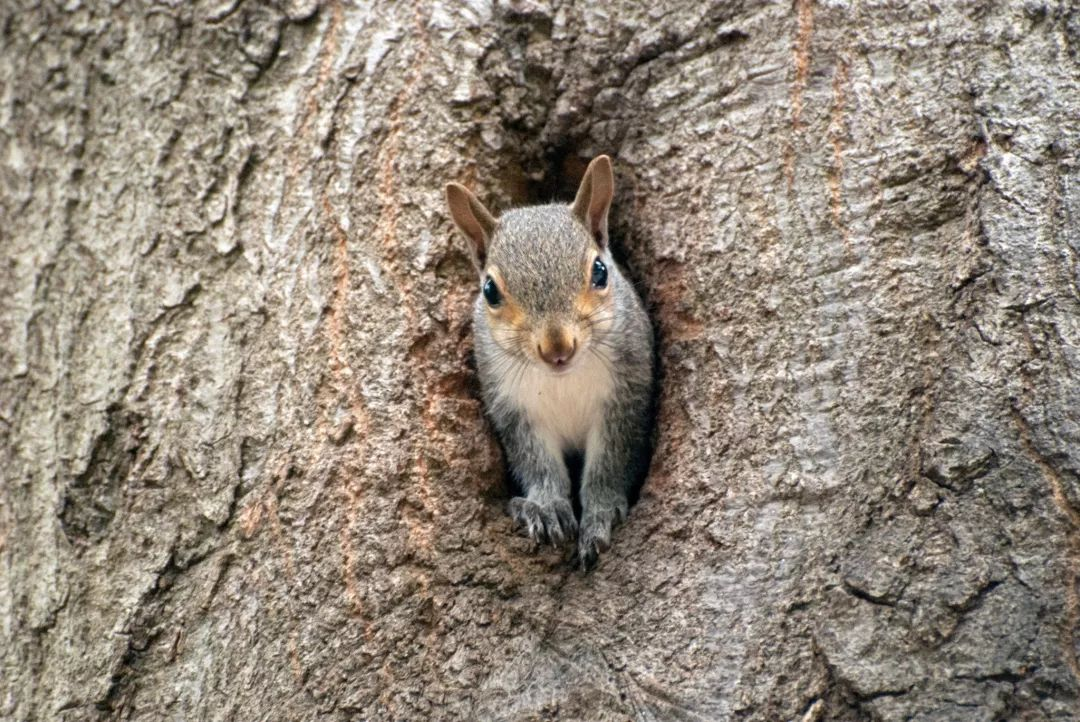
[538,332,577,368]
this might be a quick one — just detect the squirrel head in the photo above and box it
[446,155,617,374]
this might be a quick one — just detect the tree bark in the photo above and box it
[2,1,1079,719]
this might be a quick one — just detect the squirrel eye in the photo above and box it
[482,275,502,307]
[591,258,608,289]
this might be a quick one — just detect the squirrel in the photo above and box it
[445,155,655,570]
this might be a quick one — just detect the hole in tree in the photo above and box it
[493,141,662,513]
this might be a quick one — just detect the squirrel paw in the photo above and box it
[576,504,626,571]
[509,496,577,547]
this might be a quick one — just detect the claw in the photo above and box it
[509,495,576,548]
[579,542,599,571]
[576,503,623,571]
[555,503,578,540]
[548,524,564,547]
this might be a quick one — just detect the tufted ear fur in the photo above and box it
[571,155,614,248]
[445,183,497,273]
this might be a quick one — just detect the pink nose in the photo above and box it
[538,339,576,368]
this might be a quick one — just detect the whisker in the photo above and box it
[589,346,617,378]
[510,355,531,389]
[588,333,621,351]
[494,359,524,390]
[581,315,618,331]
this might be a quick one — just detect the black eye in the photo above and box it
[482,276,502,306]
[591,258,608,289]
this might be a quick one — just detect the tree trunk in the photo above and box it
[3,1,1079,719]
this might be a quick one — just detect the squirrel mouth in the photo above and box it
[542,354,581,375]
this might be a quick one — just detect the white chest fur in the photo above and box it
[496,350,615,453]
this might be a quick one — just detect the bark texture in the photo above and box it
[3,1,1080,720]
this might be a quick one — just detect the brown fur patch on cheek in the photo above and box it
[488,298,531,352]
[575,287,612,320]
[484,266,530,348]
[491,298,526,328]
[574,289,614,347]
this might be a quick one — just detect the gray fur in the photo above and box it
[463,190,655,570]
[487,206,591,317]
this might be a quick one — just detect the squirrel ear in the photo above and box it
[445,183,497,272]
[571,155,614,248]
